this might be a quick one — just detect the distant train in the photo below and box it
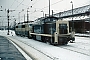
[15,16,75,45]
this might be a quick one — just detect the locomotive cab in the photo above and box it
[54,20,75,45]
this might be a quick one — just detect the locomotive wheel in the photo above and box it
[69,40,75,43]
[70,38,75,43]
[32,35,36,40]
[46,40,52,45]
[63,42,68,45]
[45,37,52,45]
[46,41,50,45]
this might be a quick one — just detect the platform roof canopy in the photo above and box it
[54,5,90,18]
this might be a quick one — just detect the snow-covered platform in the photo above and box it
[0,35,26,60]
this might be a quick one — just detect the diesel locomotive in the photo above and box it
[15,16,75,45]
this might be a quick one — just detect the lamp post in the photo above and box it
[24,14,25,22]
[0,6,3,12]
[7,9,9,35]
[49,0,50,17]
[18,9,24,23]
[18,12,20,23]
[70,1,74,31]
[27,8,29,22]
[41,11,44,17]
[0,6,2,8]
[14,19,16,30]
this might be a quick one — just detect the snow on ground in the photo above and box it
[0,30,32,60]
[0,30,16,36]
[0,30,90,60]
[75,33,90,37]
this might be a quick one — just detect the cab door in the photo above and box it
[56,20,69,34]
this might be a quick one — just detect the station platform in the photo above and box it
[0,36,26,60]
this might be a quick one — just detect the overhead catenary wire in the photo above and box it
[9,0,16,9]
[10,0,61,14]
[14,0,28,7]
[14,0,25,10]
[32,0,42,6]
[12,0,63,14]
[31,0,64,14]
[10,0,33,15]
[9,0,25,16]
[10,0,64,21]
[15,0,41,12]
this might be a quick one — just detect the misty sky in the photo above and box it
[0,0,90,26]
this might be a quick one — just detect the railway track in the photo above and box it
[11,37,90,57]
[6,36,90,60]
[58,44,90,56]
[75,35,90,37]
[76,42,90,47]
[17,40,56,60]
[7,37,58,60]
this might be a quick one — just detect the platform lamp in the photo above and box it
[70,1,74,31]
